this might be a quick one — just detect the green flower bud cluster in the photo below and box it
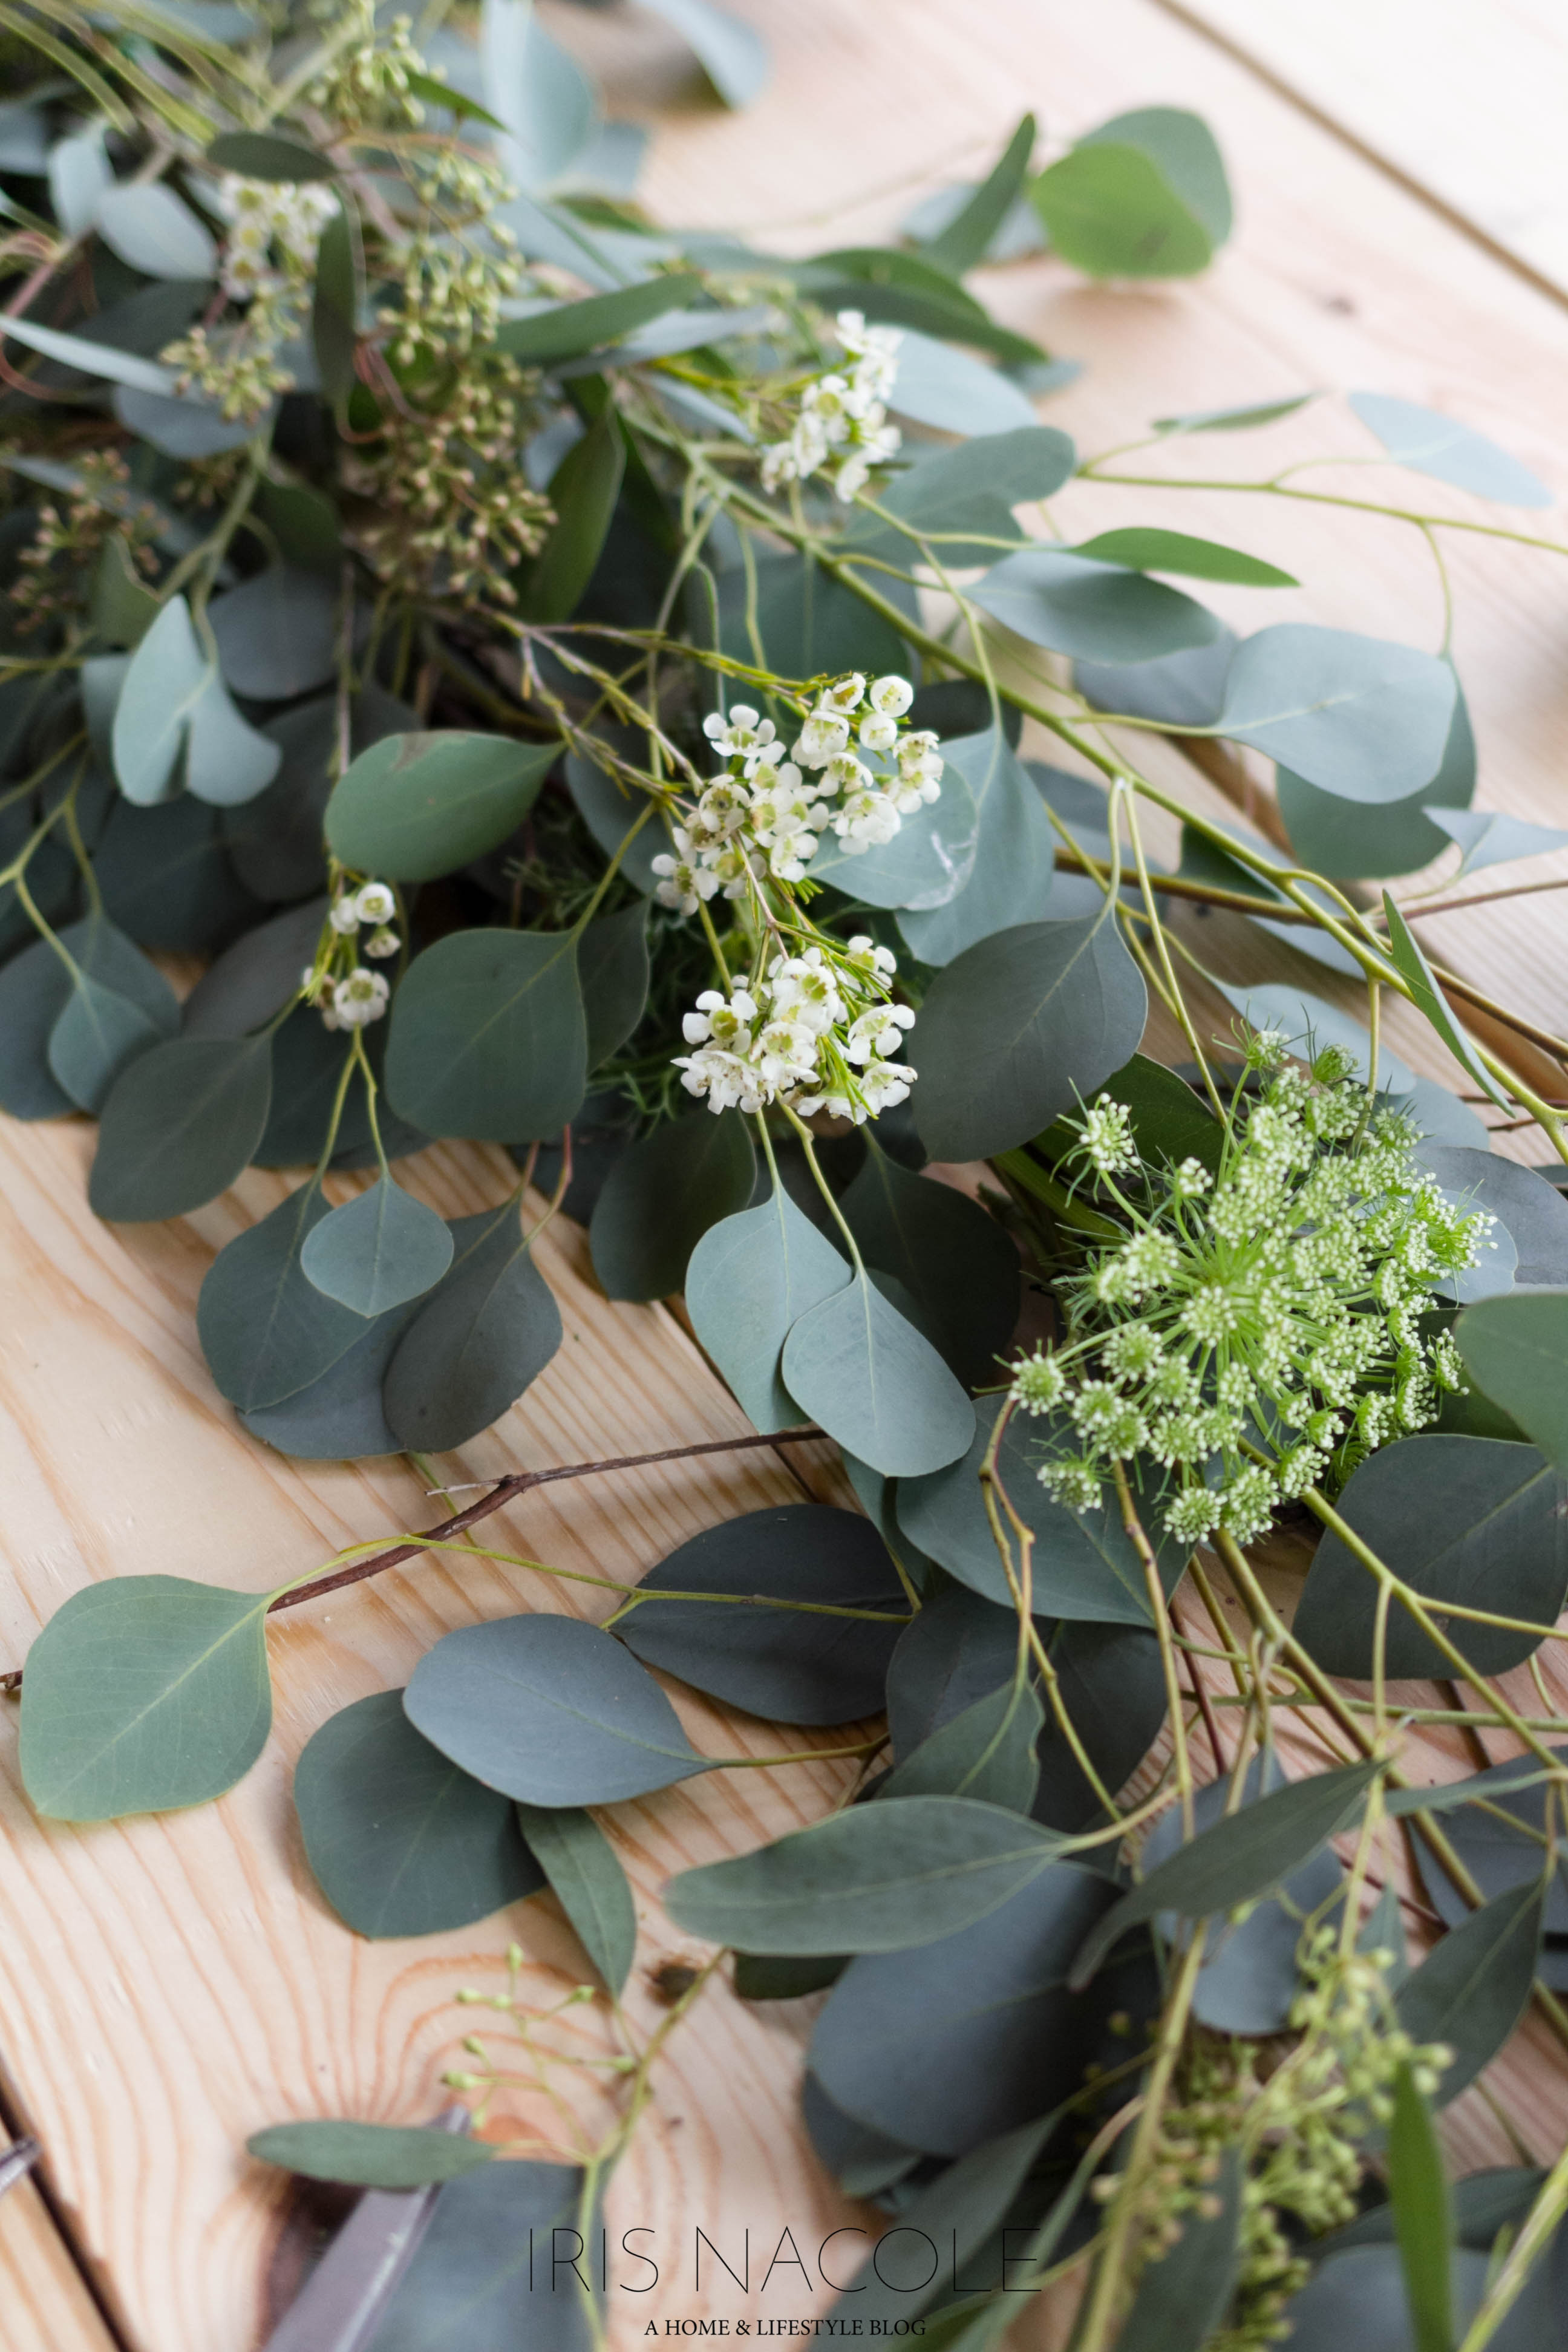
[344,351,554,605]
[305,1,426,131]
[11,451,158,632]
[1108,1928,1451,2348]
[1010,1037,1491,1549]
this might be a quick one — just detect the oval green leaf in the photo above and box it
[382,1198,563,1451]
[20,1576,272,1821]
[90,1033,273,1221]
[405,1614,710,1808]
[686,1186,849,1432]
[913,913,1148,1163]
[246,2120,494,2187]
[665,1795,1065,1955]
[780,1271,975,1479]
[384,929,586,1142]
[325,733,559,883]
[294,1690,544,1938]
[300,1178,455,1318]
[589,1110,756,1302]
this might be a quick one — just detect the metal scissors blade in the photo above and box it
[261,2108,469,2352]
[0,2137,41,2200]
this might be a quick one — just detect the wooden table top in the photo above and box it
[4,4,1568,2347]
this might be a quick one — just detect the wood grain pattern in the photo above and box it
[4,2,1568,2347]
[1161,0,1568,301]
[0,2163,116,2352]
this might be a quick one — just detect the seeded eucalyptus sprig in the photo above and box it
[8,9,1568,2348]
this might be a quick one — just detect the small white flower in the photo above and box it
[354,881,396,925]
[831,787,901,850]
[821,674,868,716]
[869,675,915,719]
[825,750,875,796]
[795,711,851,768]
[329,895,361,935]
[845,1003,915,1064]
[333,967,390,1027]
[362,926,400,959]
[859,712,898,753]
[703,705,776,762]
[681,987,756,1051]
[696,780,751,838]
[847,934,898,977]
[652,853,719,916]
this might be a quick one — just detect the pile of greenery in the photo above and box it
[5,7,1568,2348]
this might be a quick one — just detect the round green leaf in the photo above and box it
[913,914,1148,1163]
[686,1186,849,1432]
[90,1034,273,1221]
[808,1862,1125,2154]
[294,1691,544,1938]
[589,1110,755,1301]
[1031,142,1212,279]
[578,901,648,1069]
[180,898,327,1039]
[888,328,1039,436]
[95,183,216,279]
[208,566,338,701]
[838,1142,1020,1390]
[197,1181,371,1411]
[618,1505,910,1725]
[93,792,259,955]
[241,1295,422,1461]
[325,733,560,883]
[19,1576,272,1821]
[47,975,165,1112]
[1456,1290,1568,1470]
[1295,1437,1568,1680]
[1215,625,1457,802]
[381,1199,563,1450]
[780,1270,975,1478]
[896,726,1057,964]
[972,546,1223,662]
[1081,106,1232,241]
[1351,391,1550,510]
[246,2121,494,2188]
[840,426,1076,567]
[0,914,178,1119]
[299,1178,454,1316]
[384,929,586,1142]
[1276,662,1476,881]
[404,1614,710,1808]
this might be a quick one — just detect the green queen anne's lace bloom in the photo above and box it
[1009,1060,1496,1546]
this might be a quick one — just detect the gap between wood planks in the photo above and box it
[0,2059,134,2352]
[1149,0,1568,316]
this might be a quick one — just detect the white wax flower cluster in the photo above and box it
[1008,1034,1493,1548]
[674,936,916,1126]
[652,672,942,915]
[217,174,339,301]
[760,310,904,503]
[304,880,400,1030]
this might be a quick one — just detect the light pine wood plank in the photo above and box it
[5,4,1568,2348]
[1160,0,1568,301]
[0,2164,117,2352]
